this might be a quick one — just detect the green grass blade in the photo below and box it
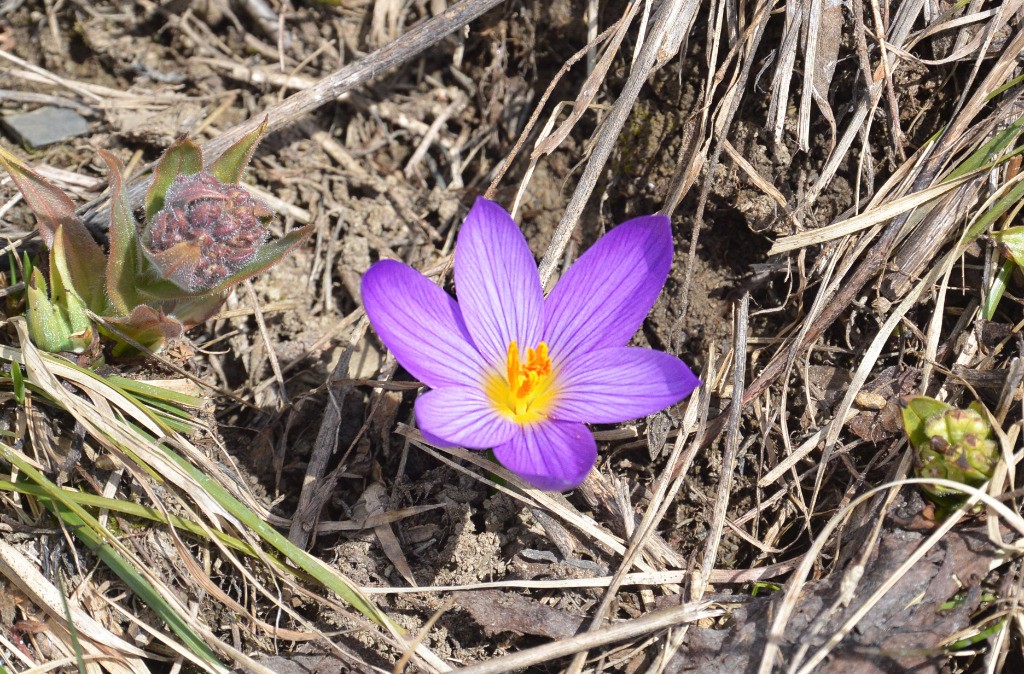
[49,499,225,669]
[10,361,24,404]
[56,575,88,674]
[966,175,1024,241]
[0,479,266,563]
[0,443,224,669]
[39,354,198,434]
[104,375,203,408]
[947,115,1024,180]
[982,260,1014,320]
[157,444,390,627]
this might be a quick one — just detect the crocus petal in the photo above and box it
[493,420,596,491]
[362,260,487,388]
[543,215,672,364]
[455,197,544,366]
[415,386,519,449]
[552,347,700,424]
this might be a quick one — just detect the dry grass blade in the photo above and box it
[696,295,748,596]
[358,560,794,594]
[562,348,714,674]
[287,318,367,548]
[0,48,149,102]
[450,601,722,674]
[813,166,1024,508]
[759,478,1024,674]
[0,539,148,674]
[766,0,805,147]
[536,0,692,287]
[741,37,1024,419]
[0,320,448,671]
[401,426,679,573]
[768,171,976,254]
[529,0,643,159]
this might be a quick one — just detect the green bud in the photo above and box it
[26,266,72,354]
[902,397,999,500]
[24,252,96,356]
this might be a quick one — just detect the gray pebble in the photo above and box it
[1,106,89,149]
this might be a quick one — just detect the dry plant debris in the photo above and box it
[0,0,1021,672]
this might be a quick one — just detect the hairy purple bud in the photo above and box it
[146,172,273,290]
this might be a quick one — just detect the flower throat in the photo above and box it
[486,341,557,425]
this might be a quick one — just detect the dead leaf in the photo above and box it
[671,522,999,673]
[847,366,919,443]
[354,482,418,587]
[456,590,584,640]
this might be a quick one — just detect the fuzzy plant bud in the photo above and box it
[146,171,273,291]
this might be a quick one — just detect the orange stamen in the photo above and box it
[486,341,557,425]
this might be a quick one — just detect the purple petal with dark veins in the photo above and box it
[552,346,700,424]
[455,197,544,367]
[493,420,596,491]
[543,215,672,365]
[362,259,487,388]
[415,386,518,449]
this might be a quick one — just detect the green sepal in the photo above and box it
[993,227,1024,269]
[210,118,267,184]
[134,225,314,310]
[900,396,952,452]
[98,149,144,315]
[204,224,314,294]
[132,272,195,303]
[0,144,106,311]
[966,401,988,418]
[167,292,230,328]
[145,137,203,223]
[902,396,999,504]
[140,240,203,294]
[50,226,95,339]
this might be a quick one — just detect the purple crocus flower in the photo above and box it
[361,198,700,491]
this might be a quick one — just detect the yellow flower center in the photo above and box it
[486,341,558,425]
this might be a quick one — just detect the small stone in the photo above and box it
[855,390,888,410]
[1,106,89,149]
